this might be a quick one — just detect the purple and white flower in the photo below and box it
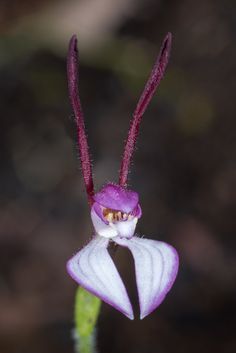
[66,33,179,319]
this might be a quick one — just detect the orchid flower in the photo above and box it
[66,33,179,320]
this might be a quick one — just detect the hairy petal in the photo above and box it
[67,236,134,319]
[114,236,178,319]
[119,33,172,186]
[67,35,94,204]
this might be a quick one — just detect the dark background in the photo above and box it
[0,0,235,352]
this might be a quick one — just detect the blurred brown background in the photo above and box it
[0,0,235,352]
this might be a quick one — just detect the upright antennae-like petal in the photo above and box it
[67,35,94,205]
[114,236,178,319]
[67,236,134,319]
[119,33,172,186]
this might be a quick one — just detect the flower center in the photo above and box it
[103,208,133,223]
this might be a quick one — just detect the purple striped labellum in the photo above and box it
[66,33,179,320]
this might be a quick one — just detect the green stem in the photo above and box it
[74,331,95,353]
[74,287,101,353]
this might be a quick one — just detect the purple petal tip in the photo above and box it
[67,236,134,319]
[114,236,179,320]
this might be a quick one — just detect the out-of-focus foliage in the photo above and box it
[0,1,235,353]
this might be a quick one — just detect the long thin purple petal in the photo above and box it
[114,235,178,319]
[67,236,134,319]
[119,33,172,187]
[67,35,94,205]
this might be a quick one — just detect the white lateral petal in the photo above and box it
[91,207,118,238]
[114,236,179,319]
[67,236,134,319]
[113,217,138,239]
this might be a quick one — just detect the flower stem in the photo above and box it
[74,287,101,353]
